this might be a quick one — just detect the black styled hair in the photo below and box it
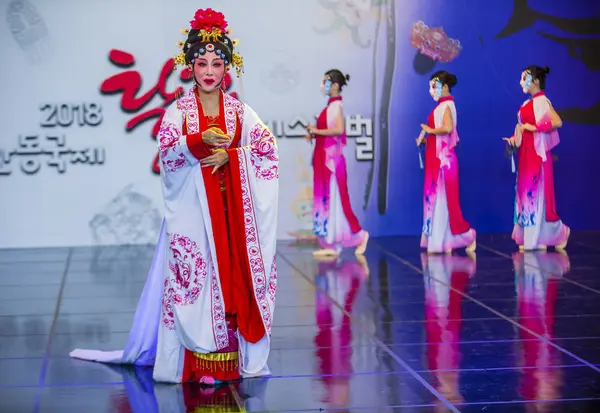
[184,29,234,66]
[430,70,458,91]
[523,65,550,90]
[325,69,350,90]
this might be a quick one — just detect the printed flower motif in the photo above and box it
[162,233,209,329]
[158,122,179,156]
[249,125,279,180]
[251,128,277,158]
[190,8,228,32]
[254,139,275,157]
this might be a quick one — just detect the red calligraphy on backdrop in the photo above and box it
[99,49,238,174]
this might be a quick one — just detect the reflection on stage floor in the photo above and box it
[1,233,600,412]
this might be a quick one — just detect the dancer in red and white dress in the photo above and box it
[503,66,569,251]
[306,69,369,258]
[70,8,278,385]
[417,70,476,254]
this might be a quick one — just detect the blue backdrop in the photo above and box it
[364,0,600,236]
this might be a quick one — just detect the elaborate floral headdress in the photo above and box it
[173,8,244,77]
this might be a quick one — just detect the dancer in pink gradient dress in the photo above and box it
[503,66,569,251]
[417,70,476,254]
[306,69,369,258]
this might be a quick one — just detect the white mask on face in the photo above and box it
[520,73,532,94]
[429,80,442,101]
[320,79,332,96]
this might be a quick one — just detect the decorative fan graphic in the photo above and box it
[410,21,462,74]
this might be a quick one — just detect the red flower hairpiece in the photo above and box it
[190,8,228,32]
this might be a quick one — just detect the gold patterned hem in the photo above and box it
[193,351,238,362]
[192,351,239,373]
[191,407,240,413]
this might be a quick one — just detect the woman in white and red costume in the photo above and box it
[503,66,569,251]
[70,8,279,385]
[306,69,369,258]
[417,70,476,254]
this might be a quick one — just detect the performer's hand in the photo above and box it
[201,149,229,174]
[202,127,231,146]
[303,133,312,143]
[420,124,433,134]
[306,124,317,135]
[503,136,516,146]
[521,123,537,132]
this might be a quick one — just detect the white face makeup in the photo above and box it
[194,52,226,92]
[429,79,442,101]
[520,71,533,94]
[320,77,333,96]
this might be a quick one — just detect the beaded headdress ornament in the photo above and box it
[173,8,244,77]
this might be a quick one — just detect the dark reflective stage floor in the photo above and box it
[1,233,600,412]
